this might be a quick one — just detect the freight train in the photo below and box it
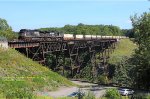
[18,29,127,41]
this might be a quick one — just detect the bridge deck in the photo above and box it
[8,38,117,48]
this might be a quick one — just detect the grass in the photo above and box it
[36,94,132,99]
[100,96,129,99]
[108,38,137,65]
[0,48,75,98]
[36,96,77,99]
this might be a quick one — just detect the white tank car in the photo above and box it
[112,36,116,38]
[64,34,74,40]
[92,35,97,39]
[121,36,127,39]
[115,36,120,38]
[85,35,92,39]
[102,36,113,38]
[97,35,102,39]
[76,35,84,39]
[63,34,127,40]
[101,36,105,38]
[120,36,123,39]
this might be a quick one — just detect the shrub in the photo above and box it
[0,80,35,99]
[105,88,121,99]
[83,91,95,99]
[132,93,150,99]
[97,75,109,84]
[78,65,94,82]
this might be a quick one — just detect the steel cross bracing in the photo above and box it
[8,38,117,77]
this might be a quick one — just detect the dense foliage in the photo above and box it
[111,12,150,90]
[108,39,136,86]
[122,29,134,38]
[132,93,150,99]
[130,12,150,89]
[105,88,121,99]
[0,18,11,31]
[40,23,124,36]
[0,18,17,40]
[112,57,134,87]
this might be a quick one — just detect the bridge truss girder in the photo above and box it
[15,39,117,77]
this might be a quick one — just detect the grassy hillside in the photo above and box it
[0,48,74,98]
[109,39,137,65]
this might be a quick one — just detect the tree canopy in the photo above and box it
[109,12,150,89]
[0,18,12,31]
[40,24,124,36]
[122,29,134,38]
[0,18,17,40]
[130,12,150,89]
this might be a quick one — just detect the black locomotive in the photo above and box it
[18,29,64,41]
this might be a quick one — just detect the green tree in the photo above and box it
[105,88,121,99]
[45,54,56,70]
[112,57,133,87]
[0,18,17,40]
[40,24,123,36]
[64,24,77,34]
[122,29,134,38]
[0,18,12,31]
[131,12,150,89]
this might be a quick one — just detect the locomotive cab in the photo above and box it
[18,29,64,41]
[18,29,29,39]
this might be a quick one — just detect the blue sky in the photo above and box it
[0,0,149,31]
